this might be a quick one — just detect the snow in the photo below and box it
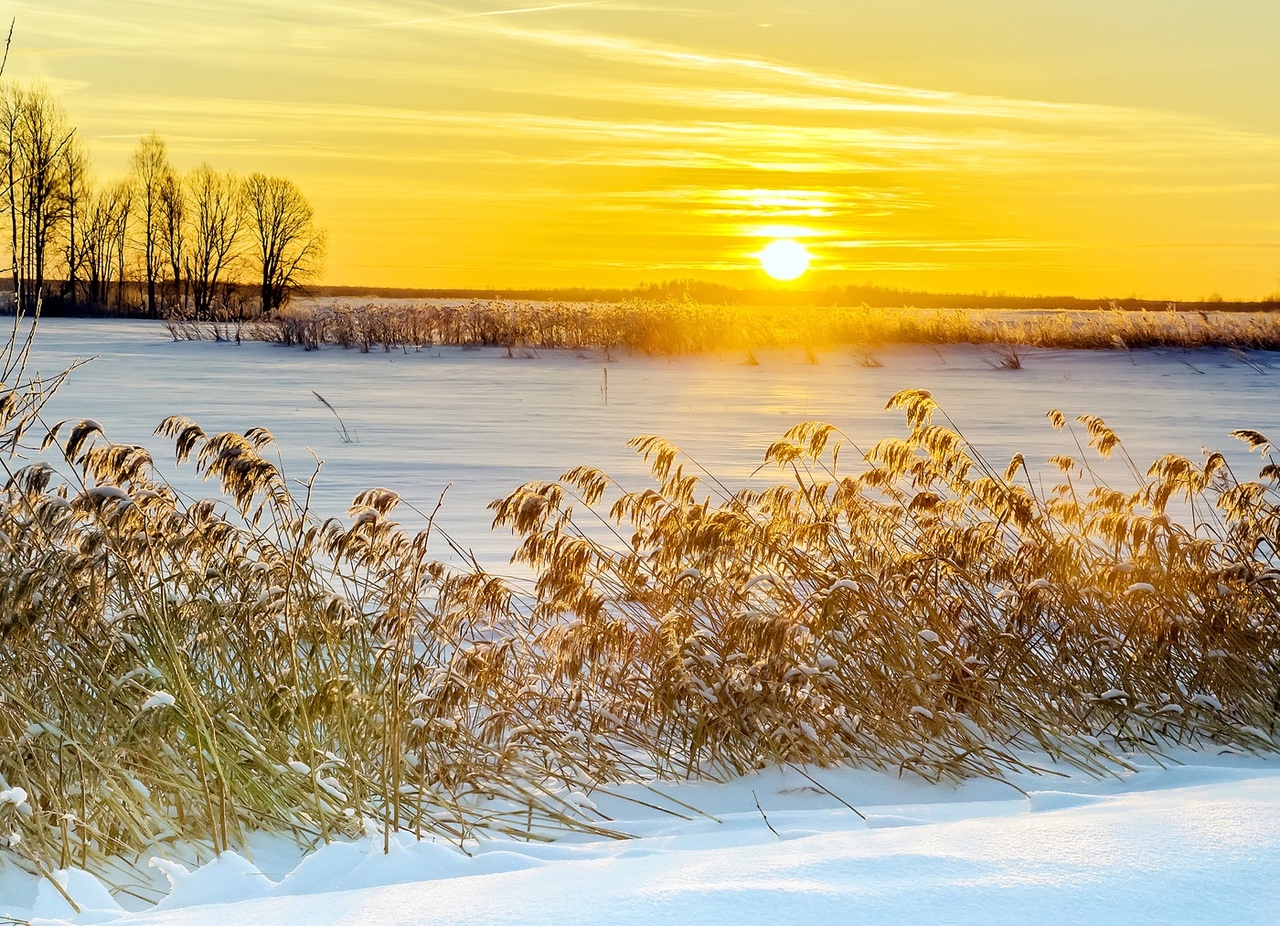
[3,757,1277,926]
[30,870,125,924]
[5,319,1280,924]
[150,854,275,911]
[138,692,176,712]
[0,788,27,806]
[20,318,1280,574]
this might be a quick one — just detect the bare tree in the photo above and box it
[61,135,88,307]
[0,82,74,312]
[111,179,132,310]
[130,132,168,317]
[77,179,131,309]
[77,183,111,308]
[0,73,318,320]
[157,168,186,312]
[185,163,241,319]
[241,173,325,314]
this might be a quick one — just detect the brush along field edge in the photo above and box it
[0,359,1278,884]
[206,301,1280,354]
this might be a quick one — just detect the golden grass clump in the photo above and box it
[0,406,618,894]
[486,391,1280,785]
[241,300,1280,355]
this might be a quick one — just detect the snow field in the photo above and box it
[24,318,1280,575]
[7,757,1278,926]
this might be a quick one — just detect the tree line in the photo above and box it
[0,81,325,318]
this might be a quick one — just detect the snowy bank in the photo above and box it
[6,756,1278,926]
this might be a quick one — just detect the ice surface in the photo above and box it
[20,318,1280,575]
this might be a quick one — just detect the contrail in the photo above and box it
[370,1,611,28]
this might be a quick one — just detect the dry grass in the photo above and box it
[490,395,1280,784]
[0,335,621,891]
[239,300,1280,354]
[0,321,1278,892]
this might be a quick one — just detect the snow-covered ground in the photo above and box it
[20,318,1280,574]
[6,755,1279,926]
[6,318,1280,924]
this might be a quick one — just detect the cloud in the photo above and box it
[368,1,618,29]
[419,13,1131,124]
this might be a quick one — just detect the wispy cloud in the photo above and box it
[417,13,1131,124]
[369,1,617,29]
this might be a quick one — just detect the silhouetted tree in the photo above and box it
[61,134,88,307]
[186,164,241,319]
[0,79,323,319]
[241,173,324,314]
[157,168,186,312]
[111,179,132,310]
[78,179,131,309]
[130,132,169,317]
[0,82,74,311]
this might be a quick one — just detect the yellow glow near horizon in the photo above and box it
[6,1,1280,297]
[760,240,811,281]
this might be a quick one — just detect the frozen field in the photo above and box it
[19,317,1280,574]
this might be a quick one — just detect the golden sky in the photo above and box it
[9,1,1280,296]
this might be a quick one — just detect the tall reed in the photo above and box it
[244,300,1280,354]
[489,393,1280,784]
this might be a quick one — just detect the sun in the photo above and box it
[759,239,811,281]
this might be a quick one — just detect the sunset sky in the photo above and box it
[8,1,1280,296]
